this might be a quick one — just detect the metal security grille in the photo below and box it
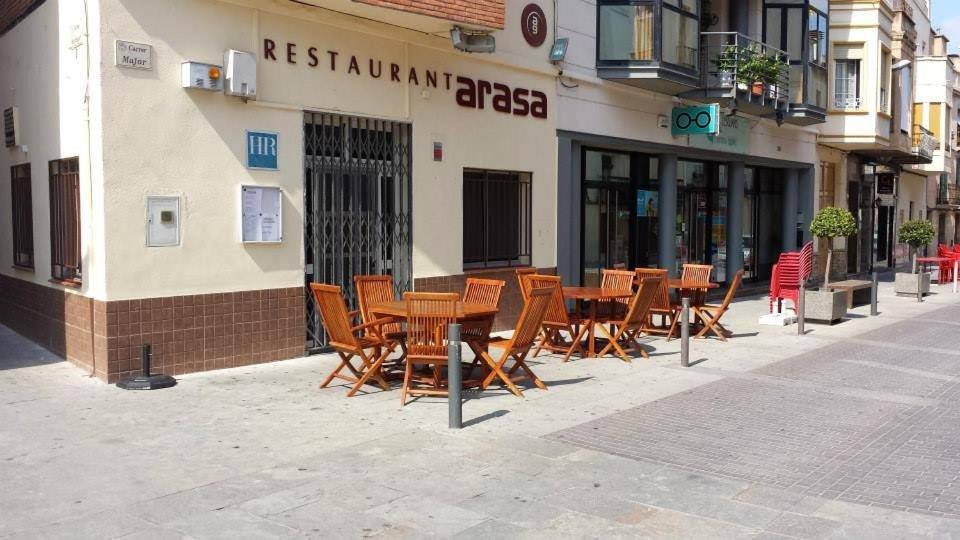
[11,163,33,269]
[49,157,81,283]
[304,112,412,351]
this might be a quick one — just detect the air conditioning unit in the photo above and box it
[223,49,257,100]
[4,106,19,148]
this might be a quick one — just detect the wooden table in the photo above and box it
[562,287,633,358]
[667,279,720,291]
[369,300,498,321]
[823,279,872,308]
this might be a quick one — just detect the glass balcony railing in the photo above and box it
[912,125,937,160]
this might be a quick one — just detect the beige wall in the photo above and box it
[96,0,558,300]
[0,0,105,298]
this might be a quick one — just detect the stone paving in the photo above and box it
[4,281,960,538]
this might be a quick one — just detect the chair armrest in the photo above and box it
[351,317,396,334]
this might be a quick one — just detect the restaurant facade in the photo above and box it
[0,0,559,381]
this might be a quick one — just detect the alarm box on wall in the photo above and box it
[223,49,257,100]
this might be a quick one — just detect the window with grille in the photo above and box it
[463,169,532,269]
[833,58,861,110]
[49,157,81,283]
[11,163,33,269]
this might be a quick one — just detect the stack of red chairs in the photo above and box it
[769,241,814,314]
[938,245,956,283]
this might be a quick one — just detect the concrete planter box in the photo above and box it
[894,272,931,297]
[804,289,847,324]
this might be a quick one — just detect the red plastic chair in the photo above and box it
[769,242,812,314]
[938,245,956,283]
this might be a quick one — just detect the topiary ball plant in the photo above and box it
[810,207,857,287]
[898,219,935,273]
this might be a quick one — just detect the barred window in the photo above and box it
[463,169,532,268]
[11,163,33,269]
[49,157,81,283]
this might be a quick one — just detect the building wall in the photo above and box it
[353,0,505,29]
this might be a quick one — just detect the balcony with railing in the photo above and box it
[938,181,960,207]
[912,124,937,162]
[680,32,789,118]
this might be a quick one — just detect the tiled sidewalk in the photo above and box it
[3,281,960,538]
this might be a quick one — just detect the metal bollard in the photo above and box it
[954,259,958,295]
[917,268,923,303]
[870,272,878,316]
[447,323,462,429]
[797,281,805,336]
[141,344,152,377]
[680,297,690,368]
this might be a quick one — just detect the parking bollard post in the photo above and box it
[447,323,462,429]
[954,259,958,295]
[797,281,805,336]
[680,297,690,368]
[870,272,878,316]
[917,268,923,303]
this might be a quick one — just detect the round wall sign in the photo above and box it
[521,4,547,48]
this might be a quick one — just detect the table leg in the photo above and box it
[588,302,597,358]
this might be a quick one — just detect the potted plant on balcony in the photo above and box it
[894,219,935,296]
[738,47,767,96]
[711,43,738,88]
[763,55,786,101]
[806,207,858,323]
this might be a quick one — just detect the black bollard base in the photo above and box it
[116,374,177,390]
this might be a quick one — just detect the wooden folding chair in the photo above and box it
[666,264,713,340]
[400,292,459,407]
[461,277,505,361]
[310,283,393,396]
[596,277,661,362]
[477,286,553,397]
[599,268,635,319]
[516,268,537,303]
[635,268,673,335]
[695,269,743,341]
[354,275,407,361]
[527,274,586,362]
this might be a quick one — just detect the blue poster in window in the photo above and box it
[636,190,658,218]
[246,131,278,170]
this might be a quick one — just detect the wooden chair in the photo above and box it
[527,274,586,362]
[310,283,393,397]
[635,268,673,335]
[461,277,505,353]
[596,277,661,362]
[667,264,714,341]
[599,268,635,319]
[354,275,406,360]
[400,292,459,407]
[516,268,537,303]
[695,269,743,341]
[477,286,553,397]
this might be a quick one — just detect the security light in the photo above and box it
[450,26,496,54]
[892,59,911,71]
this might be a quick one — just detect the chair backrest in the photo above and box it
[601,269,635,291]
[526,274,568,326]
[463,277,505,308]
[681,264,713,284]
[635,268,670,311]
[516,268,537,302]
[354,274,398,329]
[507,287,553,352]
[717,269,744,311]
[623,277,662,326]
[310,283,359,349]
[799,241,814,280]
[404,292,458,357]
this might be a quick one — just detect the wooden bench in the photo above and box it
[823,280,872,309]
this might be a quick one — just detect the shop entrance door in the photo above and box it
[303,112,412,352]
[583,186,631,286]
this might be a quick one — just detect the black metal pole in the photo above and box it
[797,281,805,336]
[870,271,879,316]
[141,344,151,377]
[680,298,690,368]
[447,323,462,429]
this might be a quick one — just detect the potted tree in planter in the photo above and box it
[894,219,935,296]
[807,207,858,323]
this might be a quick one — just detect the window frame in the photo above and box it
[462,168,532,270]
[832,58,862,111]
[763,1,829,109]
[11,163,34,270]
[48,157,82,285]
[595,0,700,73]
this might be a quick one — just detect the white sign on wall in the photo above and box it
[241,186,282,243]
[115,40,152,70]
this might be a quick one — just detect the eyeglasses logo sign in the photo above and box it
[671,104,720,136]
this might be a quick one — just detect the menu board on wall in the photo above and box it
[241,185,282,243]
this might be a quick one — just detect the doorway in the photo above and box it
[303,112,413,351]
